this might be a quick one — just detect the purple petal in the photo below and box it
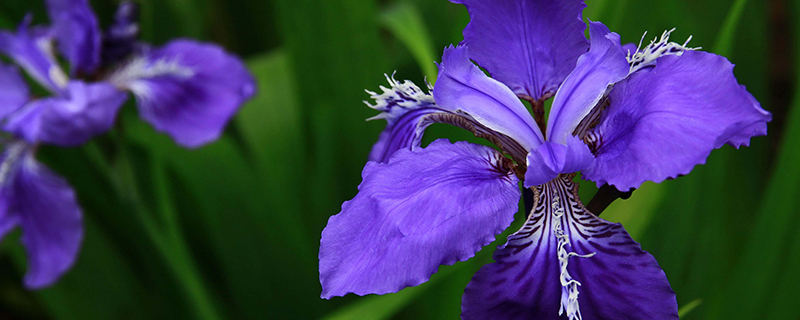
[365,76,440,163]
[546,21,629,145]
[4,81,128,146]
[107,40,256,148]
[582,50,772,191]
[45,0,102,74]
[434,45,544,152]
[451,0,588,100]
[320,139,521,298]
[0,63,30,119]
[367,75,532,164]
[463,177,677,320]
[0,19,68,93]
[524,135,594,187]
[0,145,83,289]
[622,42,639,57]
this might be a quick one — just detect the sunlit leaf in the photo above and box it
[380,1,438,82]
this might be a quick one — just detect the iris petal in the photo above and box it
[4,81,128,146]
[463,176,677,320]
[0,146,83,289]
[524,135,594,188]
[108,40,256,148]
[366,76,530,163]
[320,140,520,298]
[0,62,30,119]
[0,19,68,93]
[582,50,771,191]
[450,0,588,100]
[45,0,102,74]
[546,21,629,145]
[434,45,544,152]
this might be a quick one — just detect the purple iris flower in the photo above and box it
[0,0,255,289]
[319,0,770,319]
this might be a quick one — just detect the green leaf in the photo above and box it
[597,182,665,239]
[712,0,749,55]
[678,299,703,318]
[380,2,439,82]
[709,36,800,320]
[272,0,389,283]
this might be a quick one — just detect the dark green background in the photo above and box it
[0,0,797,319]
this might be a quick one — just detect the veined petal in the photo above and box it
[365,76,440,163]
[434,45,544,152]
[0,143,83,289]
[4,81,128,146]
[546,21,629,145]
[320,139,521,298]
[451,0,588,100]
[107,40,256,148]
[0,62,30,119]
[0,18,68,93]
[463,176,677,320]
[366,76,529,163]
[582,50,772,191]
[45,0,102,74]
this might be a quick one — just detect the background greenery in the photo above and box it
[0,0,797,319]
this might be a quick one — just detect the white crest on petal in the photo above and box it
[0,141,27,186]
[106,55,195,90]
[552,194,595,320]
[627,28,700,74]
[364,73,436,125]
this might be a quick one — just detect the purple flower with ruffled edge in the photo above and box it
[0,0,255,289]
[319,0,771,319]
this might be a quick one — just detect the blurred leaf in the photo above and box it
[712,0,749,55]
[272,6,389,317]
[236,50,311,255]
[598,182,665,239]
[380,2,438,82]
[678,299,703,318]
[710,13,800,317]
[320,268,454,320]
[137,0,206,43]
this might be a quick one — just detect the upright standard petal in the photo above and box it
[463,176,677,320]
[0,144,83,289]
[582,50,772,191]
[434,45,544,152]
[546,22,629,145]
[4,81,128,146]
[0,63,30,119]
[0,19,69,93]
[451,0,588,100]
[320,140,521,298]
[45,0,102,74]
[107,40,256,148]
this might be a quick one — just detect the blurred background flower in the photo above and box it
[0,0,796,319]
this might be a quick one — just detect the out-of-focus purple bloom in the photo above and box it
[0,141,83,289]
[0,0,255,289]
[319,0,771,319]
